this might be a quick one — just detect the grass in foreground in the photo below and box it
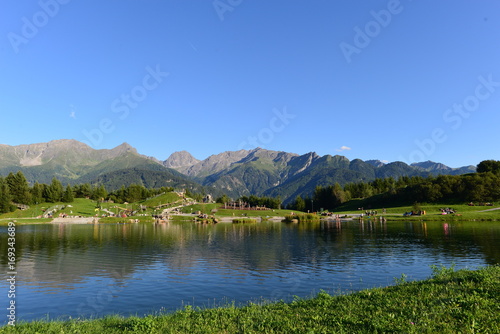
[2,266,499,333]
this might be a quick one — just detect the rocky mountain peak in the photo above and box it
[411,160,450,171]
[241,148,299,163]
[164,151,200,169]
[111,142,137,155]
[365,160,386,168]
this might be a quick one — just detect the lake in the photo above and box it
[1,220,500,324]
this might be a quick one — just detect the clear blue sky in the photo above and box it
[1,0,499,167]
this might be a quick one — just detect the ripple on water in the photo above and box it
[1,221,498,324]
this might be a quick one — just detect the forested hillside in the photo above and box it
[0,140,480,207]
[287,160,500,211]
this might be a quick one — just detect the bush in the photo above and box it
[283,213,319,223]
[232,218,257,224]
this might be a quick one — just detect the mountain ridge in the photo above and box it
[0,140,202,192]
[0,140,477,203]
[161,148,475,203]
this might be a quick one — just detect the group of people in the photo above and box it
[468,202,493,206]
[403,210,426,216]
[362,210,378,216]
[440,207,456,215]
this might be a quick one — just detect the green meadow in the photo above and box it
[335,202,500,221]
[1,195,499,226]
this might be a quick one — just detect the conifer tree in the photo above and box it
[76,183,92,198]
[45,177,63,203]
[91,184,108,201]
[31,182,44,204]
[477,160,500,174]
[6,171,31,204]
[0,177,14,213]
[63,185,74,203]
[293,196,306,211]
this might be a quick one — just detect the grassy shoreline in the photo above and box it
[1,199,499,226]
[334,202,500,222]
[1,266,498,333]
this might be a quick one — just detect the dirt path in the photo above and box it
[161,201,197,216]
[477,207,500,212]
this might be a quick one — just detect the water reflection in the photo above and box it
[0,220,499,323]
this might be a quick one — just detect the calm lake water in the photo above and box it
[1,220,500,324]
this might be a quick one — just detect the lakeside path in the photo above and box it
[161,201,197,216]
[50,217,98,224]
[477,207,500,212]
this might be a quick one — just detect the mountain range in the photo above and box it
[0,140,476,204]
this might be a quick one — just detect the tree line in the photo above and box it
[2,160,499,214]
[214,194,282,209]
[0,170,175,214]
[287,160,500,211]
[237,195,282,209]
